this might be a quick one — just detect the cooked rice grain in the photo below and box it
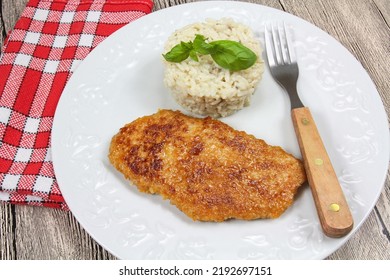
[163,18,264,118]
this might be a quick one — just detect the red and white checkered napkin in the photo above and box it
[0,0,153,210]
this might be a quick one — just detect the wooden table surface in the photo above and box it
[1,0,389,260]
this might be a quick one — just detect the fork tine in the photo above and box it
[283,22,296,63]
[277,22,290,64]
[265,22,297,66]
[264,25,276,66]
[271,25,283,65]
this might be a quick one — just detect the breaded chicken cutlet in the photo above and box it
[109,110,306,222]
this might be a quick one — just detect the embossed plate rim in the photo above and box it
[52,1,389,259]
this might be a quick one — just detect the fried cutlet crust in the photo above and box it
[109,110,306,222]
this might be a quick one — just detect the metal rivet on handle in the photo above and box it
[301,118,310,125]
[329,203,340,212]
[314,158,323,165]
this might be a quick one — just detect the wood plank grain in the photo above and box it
[0,203,16,259]
[1,0,27,32]
[14,207,117,259]
[373,0,390,26]
[0,0,389,260]
[0,1,5,42]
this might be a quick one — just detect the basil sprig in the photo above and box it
[163,34,257,72]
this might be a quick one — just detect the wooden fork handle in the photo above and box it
[291,107,353,238]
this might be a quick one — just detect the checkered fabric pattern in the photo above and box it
[0,0,153,210]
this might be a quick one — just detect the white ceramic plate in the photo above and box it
[52,1,389,259]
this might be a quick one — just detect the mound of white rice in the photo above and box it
[163,18,264,118]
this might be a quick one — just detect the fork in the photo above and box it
[264,23,353,238]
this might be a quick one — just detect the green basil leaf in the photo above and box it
[193,34,214,55]
[162,41,193,63]
[162,35,258,72]
[210,40,257,71]
[180,41,193,50]
[189,50,199,62]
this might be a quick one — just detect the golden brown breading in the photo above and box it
[109,109,306,222]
